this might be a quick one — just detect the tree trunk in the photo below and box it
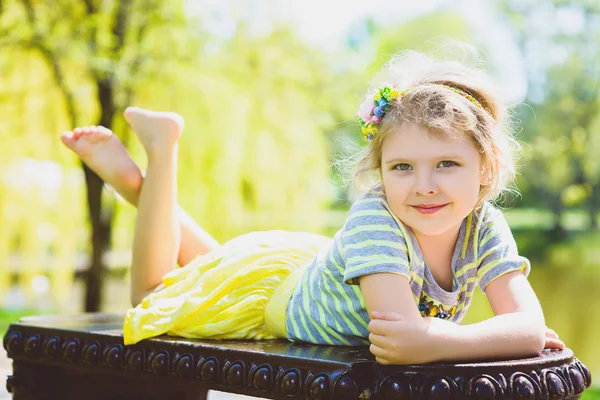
[547,194,567,241]
[83,77,116,312]
[83,166,112,312]
[588,183,599,231]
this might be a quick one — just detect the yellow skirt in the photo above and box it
[123,230,332,345]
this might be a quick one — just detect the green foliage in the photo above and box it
[0,309,41,336]
[498,0,600,228]
[369,12,473,74]
[0,0,365,305]
[582,387,600,400]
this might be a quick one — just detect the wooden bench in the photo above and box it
[2,313,593,399]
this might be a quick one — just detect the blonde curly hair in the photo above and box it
[344,48,522,210]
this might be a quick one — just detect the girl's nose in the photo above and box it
[413,173,438,196]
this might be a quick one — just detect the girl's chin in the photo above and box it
[403,219,458,238]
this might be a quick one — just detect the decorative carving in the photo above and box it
[372,361,593,400]
[43,336,59,359]
[61,339,79,362]
[6,375,15,394]
[569,367,585,394]
[5,332,23,355]
[379,376,411,399]
[103,344,122,369]
[474,375,502,399]
[252,365,273,391]
[426,377,453,400]
[334,375,361,399]
[579,361,592,388]
[513,374,538,398]
[24,334,40,357]
[225,360,245,386]
[309,375,329,399]
[176,354,193,379]
[82,342,99,364]
[280,369,301,395]
[546,371,566,398]
[199,357,218,382]
[150,351,168,375]
[126,348,143,371]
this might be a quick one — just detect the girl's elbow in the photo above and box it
[530,323,547,355]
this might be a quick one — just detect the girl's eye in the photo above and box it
[394,163,412,171]
[438,160,457,168]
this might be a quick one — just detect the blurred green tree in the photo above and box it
[498,0,600,233]
[0,1,338,311]
[0,0,192,311]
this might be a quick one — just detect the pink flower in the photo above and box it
[357,95,376,122]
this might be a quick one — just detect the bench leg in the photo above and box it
[8,361,209,400]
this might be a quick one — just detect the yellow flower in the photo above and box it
[373,92,382,101]
[389,89,399,99]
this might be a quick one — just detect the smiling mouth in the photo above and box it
[412,204,449,215]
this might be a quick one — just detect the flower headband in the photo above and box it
[357,84,484,141]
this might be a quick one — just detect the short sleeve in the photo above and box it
[476,206,531,293]
[341,196,411,285]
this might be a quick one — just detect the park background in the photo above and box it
[0,0,598,398]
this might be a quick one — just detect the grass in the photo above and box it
[582,387,600,400]
[502,207,599,230]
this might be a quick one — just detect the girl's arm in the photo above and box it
[368,271,562,365]
[436,270,564,362]
[360,273,423,321]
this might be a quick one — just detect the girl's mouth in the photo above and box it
[412,203,448,214]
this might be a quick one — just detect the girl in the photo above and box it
[60,49,565,365]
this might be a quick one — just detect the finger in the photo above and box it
[545,338,565,350]
[376,356,390,365]
[369,343,384,357]
[369,332,392,349]
[371,311,403,321]
[370,344,392,365]
[545,328,559,338]
[368,319,395,336]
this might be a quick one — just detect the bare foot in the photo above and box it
[60,125,143,205]
[123,107,184,153]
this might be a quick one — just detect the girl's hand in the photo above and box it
[368,311,433,365]
[544,327,565,350]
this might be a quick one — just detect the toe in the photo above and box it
[60,131,76,148]
[124,106,144,122]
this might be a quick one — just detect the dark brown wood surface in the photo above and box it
[3,313,593,399]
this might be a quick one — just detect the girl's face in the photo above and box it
[381,123,484,240]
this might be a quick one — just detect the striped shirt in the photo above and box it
[285,186,530,345]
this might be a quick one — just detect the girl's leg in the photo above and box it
[123,106,186,306]
[60,121,220,305]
